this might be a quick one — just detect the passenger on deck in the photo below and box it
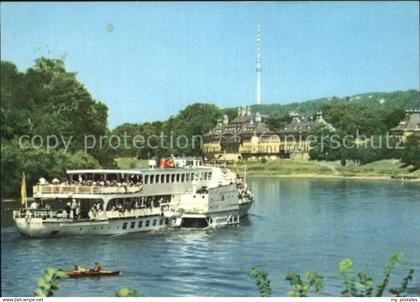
[30,201,38,209]
[65,202,71,217]
[75,201,81,219]
[88,207,96,220]
[71,199,77,219]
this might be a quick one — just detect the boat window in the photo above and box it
[166,174,170,183]
[130,222,135,229]
[153,219,157,226]
[171,174,175,182]
[145,175,149,184]
[165,218,169,225]
[176,174,180,182]
[138,221,143,228]
[150,175,154,184]
[186,173,190,181]
[123,222,128,229]
[146,220,150,227]
[181,174,185,182]
[155,174,160,184]
[161,174,165,183]
[159,218,163,225]
[208,172,212,179]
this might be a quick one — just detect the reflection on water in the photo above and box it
[2,178,420,296]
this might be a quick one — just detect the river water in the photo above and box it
[1,178,420,296]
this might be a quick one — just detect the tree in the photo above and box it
[400,136,420,170]
[308,123,341,162]
[266,113,292,131]
[1,58,114,196]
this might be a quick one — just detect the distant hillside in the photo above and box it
[225,89,420,116]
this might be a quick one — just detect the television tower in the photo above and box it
[256,24,262,105]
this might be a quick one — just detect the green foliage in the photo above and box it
[115,287,144,297]
[389,269,414,297]
[1,58,108,145]
[337,252,413,297]
[308,123,343,162]
[266,113,292,131]
[249,267,272,297]
[250,252,413,297]
[34,268,68,297]
[284,272,323,297]
[375,252,403,297]
[400,136,420,170]
[338,258,358,296]
[1,140,100,197]
[1,58,116,197]
[230,90,419,122]
[112,103,223,158]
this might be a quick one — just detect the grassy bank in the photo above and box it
[115,157,149,169]
[231,159,420,180]
[114,157,420,181]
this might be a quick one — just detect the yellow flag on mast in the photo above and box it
[20,172,27,207]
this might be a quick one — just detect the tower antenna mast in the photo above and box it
[256,24,262,105]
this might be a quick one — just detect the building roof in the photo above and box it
[279,113,335,135]
[390,110,420,132]
[205,106,275,139]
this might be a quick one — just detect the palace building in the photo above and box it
[203,107,282,162]
[279,111,335,154]
[389,109,420,140]
[203,107,335,162]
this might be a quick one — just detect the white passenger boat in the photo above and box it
[13,158,254,238]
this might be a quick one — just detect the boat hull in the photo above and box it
[239,200,253,217]
[14,208,248,239]
[63,270,120,278]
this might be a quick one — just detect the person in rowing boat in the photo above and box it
[90,262,102,272]
[74,264,88,273]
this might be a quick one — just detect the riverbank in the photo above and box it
[114,157,420,182]
[231,159,420,182]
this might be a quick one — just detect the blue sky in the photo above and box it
[1,2,419,128]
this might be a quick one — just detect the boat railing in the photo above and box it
[33,184,143,195]
[13,209,69,219]
[105,207,162,219]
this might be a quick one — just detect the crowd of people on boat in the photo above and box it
[64,199,81,219]
[87,202,104,219]
[108,196,171,213]
[37,176,142,188]
[237,184,253,201]
[26,195,172,220]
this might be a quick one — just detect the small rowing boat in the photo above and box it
[62,270,120,278]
